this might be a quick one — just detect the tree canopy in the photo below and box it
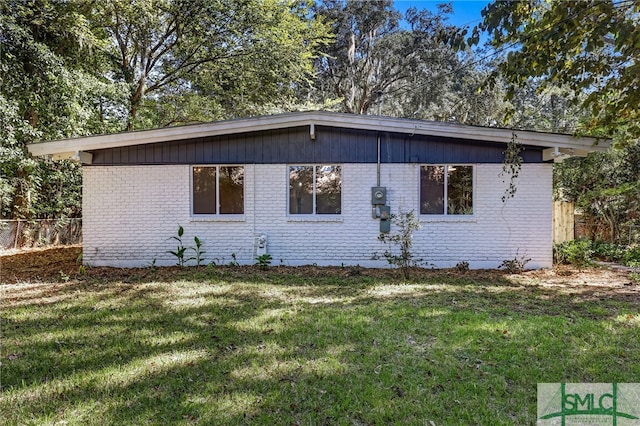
[481,0,640,140]
[0,0,330,218]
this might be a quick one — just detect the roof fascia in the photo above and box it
[27,111,609,157]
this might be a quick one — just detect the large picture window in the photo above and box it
[289,165,341,215]
[192,166,244,215]
[420,165,473,215]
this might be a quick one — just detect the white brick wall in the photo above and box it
[83,163,552,269]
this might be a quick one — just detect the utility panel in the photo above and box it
[379,205,391,233]
[371,187,387,205]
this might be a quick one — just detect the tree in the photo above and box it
[98,0,331,130]
[480,0,640,140]
[555,143,640,243]
[0,1,111,218]
[312,0,462,115]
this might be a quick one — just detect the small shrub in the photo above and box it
[455,261,470,272]
[499,254,531,273]
[255,254,272,270]
[592,241,625,262]
[372,210,423,279]
[622,245,640,267]
[553,239,594,267]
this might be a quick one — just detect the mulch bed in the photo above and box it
[1,246,638,304]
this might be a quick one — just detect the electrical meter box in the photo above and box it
[379,205,391,233]
[371,187,387,205]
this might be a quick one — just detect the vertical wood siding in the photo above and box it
[90,125,543,165]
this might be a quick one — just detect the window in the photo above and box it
[289,165,341,214]
[192,166,244,215]
[420,165,473,215]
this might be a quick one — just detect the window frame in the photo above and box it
[190,165,245,217]
[287,164,342,216]
[419,164,475,217]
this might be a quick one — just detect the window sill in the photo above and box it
[190,215,245,223]
[420,215,477,223]
[286,216,343,223]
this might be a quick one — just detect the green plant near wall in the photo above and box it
[168,225,188,267]
[191,236,206,267]
[499,251,531,273]
[373,210,423,280]
[255,254,272,270]
[167,225,206,267]
[500,132,524,202]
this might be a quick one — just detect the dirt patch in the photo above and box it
[1,246,638,302]
[1,245,83,283]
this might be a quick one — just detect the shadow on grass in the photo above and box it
[2,266,638,425]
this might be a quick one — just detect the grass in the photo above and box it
[1,266,639,425]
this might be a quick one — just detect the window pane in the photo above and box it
[219,166,244,214]
[193,167,216,214]
[447,166,473,215]
[420,166,445,214]
[289,166,313,214]
[316,165,341,214]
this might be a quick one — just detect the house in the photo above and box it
[28,111,608,269]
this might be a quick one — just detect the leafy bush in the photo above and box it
[591,241,625,262]
[553,239,594,267]
[622,245,640,267]
[255,254,272,270]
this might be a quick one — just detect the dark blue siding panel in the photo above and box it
[88,126,544,165]
[263,131,275,163]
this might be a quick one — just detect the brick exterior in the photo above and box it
[83,163,552,269]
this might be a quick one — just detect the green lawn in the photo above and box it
[1,266,638,425]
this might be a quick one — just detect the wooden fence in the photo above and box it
[553,201,574,244]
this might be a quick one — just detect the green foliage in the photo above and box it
[553,239,594,267]
[556,239,640,268]
[622,246,640,268]
[554,144,640,244]
[191,236,206,267]
[167,225,207,267]
[312,0,478,120]
[1,0,330,219]
[591,241,626,263]
[480,0,640,140]
[0,1,118,219]
[96,0,331,130]
[168,225,187,267]
[499,132,523,202]
[373,210,423,279]
[255,254,273,271]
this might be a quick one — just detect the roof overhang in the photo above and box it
[27,111,610,163]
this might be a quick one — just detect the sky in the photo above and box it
[394,1,490,28]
